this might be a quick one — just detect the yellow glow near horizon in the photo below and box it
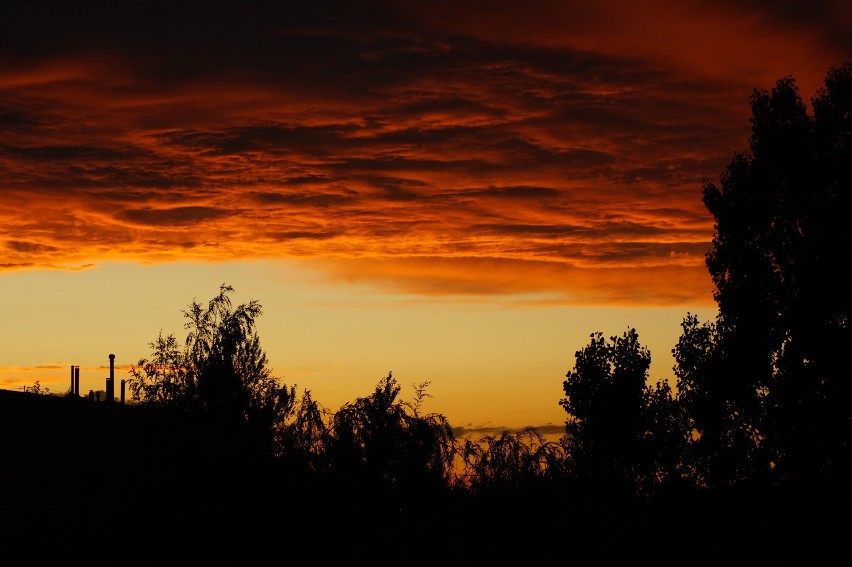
[0,260,716,431]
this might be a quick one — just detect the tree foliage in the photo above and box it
[559,328,688,497]
[128,284,297,463]
[324,373,457,507]
[673,313,766,489]
[457,427,568,495]
[700,62,852,489]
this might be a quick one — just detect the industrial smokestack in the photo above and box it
[74,366,80,397]
[70,365,75,395]
[107,354,115,403]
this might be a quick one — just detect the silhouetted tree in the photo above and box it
[637,376,693,495]
[673,313,767,489]
[458,426,568,495]
[451,426,570,554]
[22,380,49,395]
[323,373,456,516]
[559,328,686,498]
[128,284,297,465]
[455,425,572,529]
[701,63,852,490]
[273,388,331,471]
[128,332,194,410]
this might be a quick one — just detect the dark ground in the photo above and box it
[1,390,847,565]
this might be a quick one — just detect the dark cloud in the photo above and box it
[90,188,203,203]
[5,144,126,162]
[325,155,486,173]
[0,108,37,130]
[473,224,583,237]
[0,262,36,270]
[119,206,234,226]
[710,0,852,53]
[250,191,356,208]
[268,230,342,241]
[282,174,337,186]
[158,124,362,157]
[6,241,58,253]
[466,186,562,200]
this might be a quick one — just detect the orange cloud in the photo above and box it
[1,0,847,302]
[308,257,715,306]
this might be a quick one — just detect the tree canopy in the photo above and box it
[700,62,852,490]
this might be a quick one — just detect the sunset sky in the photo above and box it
[2,0,850,433]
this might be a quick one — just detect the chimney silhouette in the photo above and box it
[107,354,115,403]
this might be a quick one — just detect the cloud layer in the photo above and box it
[2,0,849,304]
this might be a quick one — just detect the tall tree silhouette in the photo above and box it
[701,63,852,490]
[128,284,297,465]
